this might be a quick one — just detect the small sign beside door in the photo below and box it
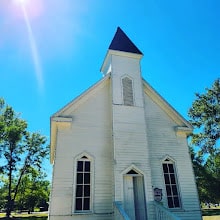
[154,188,162,202]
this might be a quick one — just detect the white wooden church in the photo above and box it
[49,27,202,220]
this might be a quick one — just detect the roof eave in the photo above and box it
[51,74,110,118]
[50,116,73,164]
[143,78,193,130]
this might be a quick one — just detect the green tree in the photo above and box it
[0,98,49,217]
[188,79,220,203]
[15,169,50,213]
[188,78,220,155]
[0,178,8,211]
[190,147,220,203]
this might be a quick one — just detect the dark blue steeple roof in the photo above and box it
[109,27,143,55]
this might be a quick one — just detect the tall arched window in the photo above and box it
[122,76,134,106]
[162,158,181,208]
[75,156,91,212]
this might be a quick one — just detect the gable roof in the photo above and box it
[52,74,110,117]
[52,75,191,129]
[50,74,110,164]
[108,27,143,55]
[142,78,192,131]
[50,74,192,164]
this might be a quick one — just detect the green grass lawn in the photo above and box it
[0,209,219,220]
[203,217,220,220]
[0,218,47,220]
[0,212,47,219]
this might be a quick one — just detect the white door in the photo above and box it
[124,175,147,220]
[133,176,147,220]
[124,175,136,220]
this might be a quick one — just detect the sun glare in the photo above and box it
[11,0,44,91]
[15,0,28,5]
[12,0,44,20]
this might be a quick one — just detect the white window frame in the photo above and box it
[162,157,181,209]
[73,153,93,214]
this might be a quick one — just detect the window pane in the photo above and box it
[76,198,82,210]
[164,174,170,184]
[163,164,168,173]
[85,161,90,172]
[174,197,180,207]
[75,159,91,212]
[166,185,171,196]
[172,185,178,195]
[84,173,90,184]
[167,197,174,208]
[83,198,90,210]
[77,161,83,171]
[76,185,83,197]
[77,173,83,184]
[163,162,181,209]
[84,185,90,197]
[168,164,174,173]
[170,174,176,184]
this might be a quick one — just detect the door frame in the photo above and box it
[122,165,147,220]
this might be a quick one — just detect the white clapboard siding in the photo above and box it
[49,80,114,220]
[144,93,201,219]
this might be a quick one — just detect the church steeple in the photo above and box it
[101,27,143,75]
[108,27,143,55]
[104,28,153,210]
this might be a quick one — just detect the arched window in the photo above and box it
[75,156,91,212]
[122,76,134,106]
[162,158,181,208]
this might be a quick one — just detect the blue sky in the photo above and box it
[1,0,219,178]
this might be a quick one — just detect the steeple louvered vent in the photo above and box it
[122,77,134,106]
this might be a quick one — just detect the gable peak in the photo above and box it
[108,27,143,55]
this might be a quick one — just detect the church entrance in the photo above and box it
[123,170,147,220]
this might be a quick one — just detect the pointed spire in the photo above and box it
[108,27,143,55]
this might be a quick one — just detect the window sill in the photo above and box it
[169,208,184,212]
[73,211,93,215]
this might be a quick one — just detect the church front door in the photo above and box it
[123,174,147,220]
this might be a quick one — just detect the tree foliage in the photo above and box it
[188,79,220,155]
[0,177,8,211]
[15,169,50,212]
[188,79,220,203]
[190,147,220,203]
[0,98,49,217]
[0,170,50,213]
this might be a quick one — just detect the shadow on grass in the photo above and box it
[202,209,220,216]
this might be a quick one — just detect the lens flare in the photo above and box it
[18,0,26,3]
[14,0,29,6]
[20,2,44,91]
